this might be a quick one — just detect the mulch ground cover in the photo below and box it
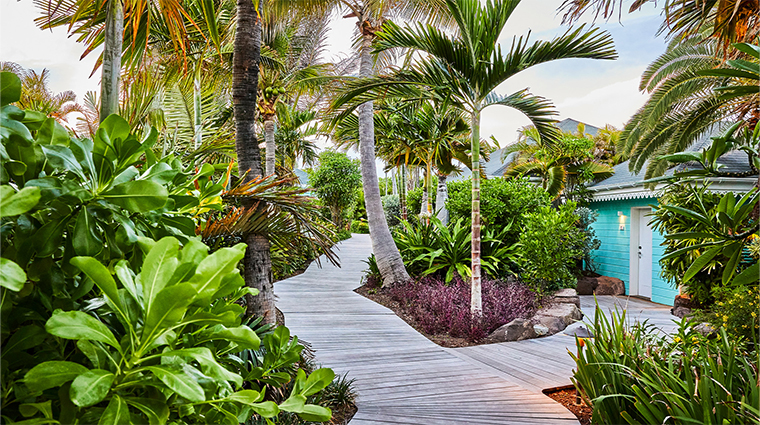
[544,387,592,425]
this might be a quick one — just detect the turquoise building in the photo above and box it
[587,140,757,306]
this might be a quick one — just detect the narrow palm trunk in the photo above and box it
[193,61,202,150]
[426,163,433,221]
[358,33,410,287]
[400,164,407,221]
[99,0,123,122]
[265,119,275,176]
[436,173,449,225]
[234,0,275,324]
[470,108,482,319]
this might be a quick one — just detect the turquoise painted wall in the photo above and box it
[590,198,678,306]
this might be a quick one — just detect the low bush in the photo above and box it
[381,194,401,228]
[702,284,759,343]
[571,304,760,425]
[350,219,370,234]
[519,202,585,293]
[388,275,538,341]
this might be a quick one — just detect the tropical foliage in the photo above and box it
[307,151,362,229]
[571,305,759,425]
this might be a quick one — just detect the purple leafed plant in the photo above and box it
[388,275,538,341]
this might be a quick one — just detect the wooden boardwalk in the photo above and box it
[275,235,677,424]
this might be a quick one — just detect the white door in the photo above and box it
[637,210,653,299]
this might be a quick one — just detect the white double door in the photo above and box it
[630,208,653,299]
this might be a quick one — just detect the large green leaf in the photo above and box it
[3,325,47,355]
[250,401,280,418]
[98,395,130,425]
[202,325,260,351]
[70,257,129,327]
[36,118,70,146]
[296,404,332,422]
[732,263,759,286]
[138,237,179,316]
[298,368,335,397]
[45,310,120,349]
[0,185,41,217]
[146,366,205,402]
[157,347,243,387]
[140,283,195,350]
[0,257,27,291]
[682,246,722,284]
[70,369,115,407]
[101,180,168,212]
[187,245,246,301]
[25,361,89,392]
[1,71,21,106]
[227,390,263,405]
[73,210,103,256]
[123,397,169,425]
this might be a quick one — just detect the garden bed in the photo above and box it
[354,275,539,347]
[543,386,592,425]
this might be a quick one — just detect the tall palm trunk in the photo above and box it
[193,60,202,149]
[265,118,276,175]
[436,173,449,225]
[400,164,407,221]
[470,108,482,319]
[358,32,410,287]
[99,0,123,122]
[234,0,275,324]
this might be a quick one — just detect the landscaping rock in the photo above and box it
[594,276,625,295]
[490,318,536,342]
[533,324,549,336]
[576,276,597,295]
[533,303,584,335]
[553,288,580,308]
[671,306,692,319]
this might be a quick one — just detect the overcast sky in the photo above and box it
[1,0,668,146]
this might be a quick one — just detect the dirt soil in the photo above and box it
[355,285,487,348]
[544,387,592,425]
[331,403,357,425]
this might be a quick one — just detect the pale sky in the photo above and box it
[0,0,668,146]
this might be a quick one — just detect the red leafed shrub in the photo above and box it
[388,275,538,341]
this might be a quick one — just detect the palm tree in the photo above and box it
[558,0,759,54]
[275,103,319,170]
[0,62,84,126]
[34,0,211,122]
[620,36,758,179]
[504,130,614,200]
[334,0,616,318]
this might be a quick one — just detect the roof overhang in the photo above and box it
[589,177,758,202]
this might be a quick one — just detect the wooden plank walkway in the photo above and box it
[275,235,578,424]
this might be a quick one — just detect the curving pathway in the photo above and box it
[276,235,578,424]
[276,235,677,424]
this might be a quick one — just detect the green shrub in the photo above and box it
[307,151,361,228]
[447,177,552,244]
[704,284,759,343]
[393,218,519,282]
[576,207,602,272]
[519,202,585,292]
[407,186,436,217]
[382,194,401,228]
[350,219,370,234]
[571,304,759,425]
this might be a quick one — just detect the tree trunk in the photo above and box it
[264,119,275,176]
[470,108,482,319]
[358,33,410,287]
[99,0,123,122]
[400,164,407,221]
[234,0,275,324]
[436,173,449,225]
[193,61,202,150]
[420,188,427,215]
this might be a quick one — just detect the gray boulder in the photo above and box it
[694,322,718,338]
[553,288,580,308]
[671,306,692,319]
[490,318,536,342]
[533,303,584,335]
[533,324,549,336]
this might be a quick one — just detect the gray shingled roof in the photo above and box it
[590,127,757,191]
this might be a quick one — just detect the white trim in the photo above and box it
[629,207,640,297]
[590,177,757,202]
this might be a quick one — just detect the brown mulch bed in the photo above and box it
[544,386,592,425]
[330,403,357,425]
[355,284,489,348]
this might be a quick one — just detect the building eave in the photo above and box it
[589,177,757,202]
